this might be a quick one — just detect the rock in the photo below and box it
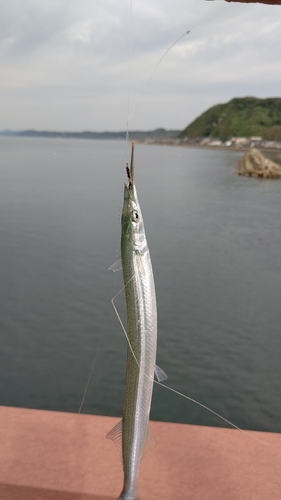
[237,148,281,179]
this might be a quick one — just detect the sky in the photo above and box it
[0,0,281,132]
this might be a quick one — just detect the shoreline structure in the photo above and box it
[144,136,281,167]
[144,135,281,151]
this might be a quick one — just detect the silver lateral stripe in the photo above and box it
[108,142,157,500]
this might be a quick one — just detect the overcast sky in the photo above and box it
[1,0,281,132]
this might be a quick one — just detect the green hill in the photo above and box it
[179,97,281,141]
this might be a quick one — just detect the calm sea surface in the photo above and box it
[0,137,280,432]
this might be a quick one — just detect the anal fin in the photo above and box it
[106,419,123,465]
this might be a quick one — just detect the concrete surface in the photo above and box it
[0,406,280,499]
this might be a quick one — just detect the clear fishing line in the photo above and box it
[79,0,215,414]
[78,1,133,413]
[154,381,281,454]
[126,29,190,126]
[111,277,281,456]
[106,0,281,477]
[126,0,215,126]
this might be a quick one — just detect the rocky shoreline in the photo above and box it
[237,148,281,179]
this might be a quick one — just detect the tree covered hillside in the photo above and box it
[179,97,281,141]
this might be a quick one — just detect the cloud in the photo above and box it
[0,1,68,54]
[0,0,281,130]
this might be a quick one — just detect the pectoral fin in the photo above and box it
[154,365,168,382]
[108,258,122,272]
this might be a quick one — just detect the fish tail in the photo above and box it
[118,496,140,500]
[118,486,140,500]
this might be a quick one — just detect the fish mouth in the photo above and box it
[126,141,135,190]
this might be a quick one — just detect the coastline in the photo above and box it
[2,132,281,165]
[143,139,281,165]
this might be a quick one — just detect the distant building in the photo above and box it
[250,136,262,141]
[209,140,223,146]
[200,138,211,146]
[231,137,249,146]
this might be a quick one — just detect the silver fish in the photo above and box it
[107,142,159,500]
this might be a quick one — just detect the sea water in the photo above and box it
[0,136,280,432]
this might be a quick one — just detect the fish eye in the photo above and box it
[132,210,139,223]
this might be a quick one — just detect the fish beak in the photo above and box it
[126,141,135,190]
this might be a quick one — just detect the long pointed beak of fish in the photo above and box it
[126,141,135,189]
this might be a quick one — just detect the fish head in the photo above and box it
[122,142,146,252]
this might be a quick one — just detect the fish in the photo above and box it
[107,142,164,500]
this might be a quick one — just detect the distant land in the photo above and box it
[179,97,281,141]
[0,128,180,141]
[1,97,281,146]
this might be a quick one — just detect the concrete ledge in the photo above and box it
[0,406,280,499]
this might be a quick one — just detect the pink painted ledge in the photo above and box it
[0,406,280,500]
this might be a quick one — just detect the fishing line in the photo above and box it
[154,381,280,454]
[126,0,133,147]
[111,275,143,372]
[191,0,215,31]
[107,0,280,482]
[111,276,280,455]
[118,0,134,268]
[127,30,190,124]
[119,0,216,242]
[116,0,215,254]
[108,0,278,455]
[79,2,134,413]
[126,0,215,125]
[78,265,122,414]
[78,330,105,413]
[80,0,214,416]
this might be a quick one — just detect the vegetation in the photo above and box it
[179,97,281,140]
